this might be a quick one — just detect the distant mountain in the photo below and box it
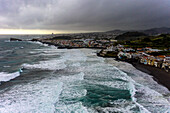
[106,29,126,34]
[106,27,170,35]
[115,31,147,40]
[142,27,170,35]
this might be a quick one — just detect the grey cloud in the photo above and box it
[0,0,170,31]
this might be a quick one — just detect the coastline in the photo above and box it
[98,52,170,91]
[41,39,170,91]
[131,62,170,90]
[104,58,170,97]
[18,39,170,91]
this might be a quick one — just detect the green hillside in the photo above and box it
[115,31,147,40]
[117,34,170,50]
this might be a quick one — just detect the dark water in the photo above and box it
[0,36,169,113]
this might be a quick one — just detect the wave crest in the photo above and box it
[22,59,66,70]
[0,71,20,82]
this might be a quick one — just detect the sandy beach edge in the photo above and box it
[130,62,170,90]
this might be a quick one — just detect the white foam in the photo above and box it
[128,82,151,113]
[55,102,90,113]
[1,48,169,113]
[104,66,150,113]
[30,47,66,56]
[3,66,11,68]
[0,71,20,82]
[0,77,63,113]
[96,99,140,113]
[4,40,10,42]
[62,49,87,62]
[28,41,59,49]
[135,86,170,112]
[106,59,170,113]
[58,72,84,82]
[22,59,66,70]
[28,41,47,46]
[105,58,169,94]
[54,72,92,112]
[73,50,169,113]
[71,62,81,67]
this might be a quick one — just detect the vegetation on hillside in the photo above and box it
[117,34,170,51]
[115,31,147,40]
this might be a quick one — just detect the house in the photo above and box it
[137,48,143,51]
[110,39,117,43]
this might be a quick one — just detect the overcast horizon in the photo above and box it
[0,0,170,34]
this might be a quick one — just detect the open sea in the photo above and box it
[0,35,169,113]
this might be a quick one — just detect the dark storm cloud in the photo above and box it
[0,0,170,31]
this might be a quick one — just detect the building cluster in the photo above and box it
[36,32,119,49]
[35,33,170,72]
[52,39,107,48]
[103,45,170,72]
[42,32,118,40]
[36,38,112,49]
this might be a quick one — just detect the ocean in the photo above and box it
[0,35,169,113]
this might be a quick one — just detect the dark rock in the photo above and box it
[10,38,22,41]
[31,38,39,41]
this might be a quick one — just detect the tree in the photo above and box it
[142,37,151,42]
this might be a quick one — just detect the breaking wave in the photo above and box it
[0,71,20,83]
[22,59,66,70]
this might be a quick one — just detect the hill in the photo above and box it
[142,27,170,35]
[106,29,126,34]
[118,34,170,50]
[106,27,170,35]
[115,31,147,40]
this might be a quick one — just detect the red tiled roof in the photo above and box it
[158,55,165,58]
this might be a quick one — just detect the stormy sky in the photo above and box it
[0,0,170,33]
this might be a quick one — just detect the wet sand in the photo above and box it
[131,62,170,90]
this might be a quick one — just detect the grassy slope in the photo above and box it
[117,34,170,55]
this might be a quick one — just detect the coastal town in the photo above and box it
[22,31,169,73]
[99,45,170,72]
[10,31,170,73]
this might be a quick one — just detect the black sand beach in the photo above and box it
[131,62,170,90]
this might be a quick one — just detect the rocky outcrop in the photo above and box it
[10,38,22,41]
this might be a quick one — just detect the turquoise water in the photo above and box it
[0,36,169,113]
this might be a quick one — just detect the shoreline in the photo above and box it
[15,39,170,91]
[130,62,170,90]
[99,54,170,91]
[43,39,170,91]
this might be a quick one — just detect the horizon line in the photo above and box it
[0,26,170,35]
